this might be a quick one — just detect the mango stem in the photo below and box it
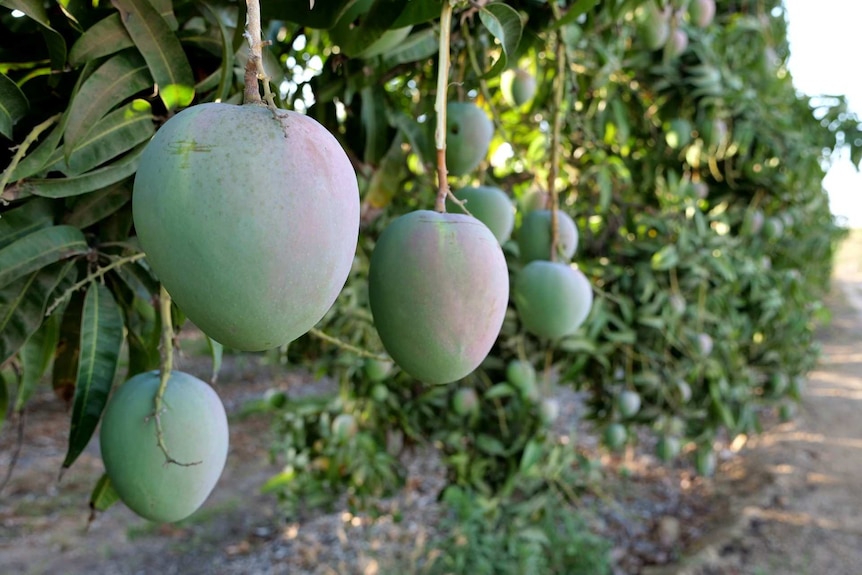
[243,0,277,111]
[154,285,200,467]
[433,2,454,213]
[548,25,567,262]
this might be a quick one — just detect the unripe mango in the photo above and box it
[448,186,516,244]
[518,209,578,263]
[99,370,228,523]
[133,103,359,351]
[446,102,494,176]
[501,68,537,107]
[689,0,716,28]
[514,261,592,339]
[368,210,509,384]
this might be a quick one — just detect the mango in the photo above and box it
[447,186,516,244]
[689,0,716,28]
[368,210,509,384]
[501,68,537,107]
[133,103,359,350]
[517,209,578,263]
[637,3,670,50]
[514,261,592,339]
[446,102,493,176]
[99,370,228,523]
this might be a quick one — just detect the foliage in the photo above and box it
[408,480,611,575]
[253,386,404,516]
[0,0,859,532]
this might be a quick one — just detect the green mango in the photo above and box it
[133,103,359,351]
[99,370,228,523]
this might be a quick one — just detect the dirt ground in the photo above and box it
[2,233,862,575]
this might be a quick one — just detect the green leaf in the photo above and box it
[53,291,85,405]
[64,181,133,230]
[0,369,9,432]
[0,72,29,140]
[68,14,134,67]
[199,0,235,103]
[89,473,120,513]
[475,433,507,456]
[149,0,179,30]
[483,382,515,399]
[550,0,598,30]
[62,283,124,469]
[0,225,88,289]
[113,258,158,301]
[597,167,612,212]
[112,0,195,110]
[261,0,353,29]
[206,336,223,385]
[63,50,152,156]
[15,312,61,412]
[360,85,390,165]
[0,259,77,366]
[336,0,407,58]
[6,121,65,182]
[0,0,67,70]
[381,27,437,66]
[0,197,55,250]
[650,244,678,271]
[519,439,542,473]
[477,3,523,79]
[392,0,440,27]
[47,99,154,176]
[22,142,147,198]
[363,134,406,208]
[69,0,180,68]
[390,110,433,167]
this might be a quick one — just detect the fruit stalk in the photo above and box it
[308,328,390,361]
[242,0,276,108]
[154,285,199,467]
[434,1,454,213]
[547,28,567,261]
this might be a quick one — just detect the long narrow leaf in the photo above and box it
[69,14,134,67]
[0,72,29,140]
[0,225,88,289]
[550,0,599,30]
[199,0,234,103]
[477,3,523,79]
[0,259,77,365]
[206,336,223,384]
[47,99,153,176]
[52,291,85,405]
[6,117,65,183]
[338,0,406,58]
[15,312,61,411]
[21,142,147,199]
[112,0,195,110]
[0,370,9,432]
[260,0,353,29]
[64,181,133,230]
[0,197,55,251]
[89,472,120,513]
[360,84,389,165]
[62,283,124,469]
[63,50,152,156]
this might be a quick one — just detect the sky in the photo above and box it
[783,0,862,227]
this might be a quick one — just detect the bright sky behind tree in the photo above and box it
[783,0,862,227]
